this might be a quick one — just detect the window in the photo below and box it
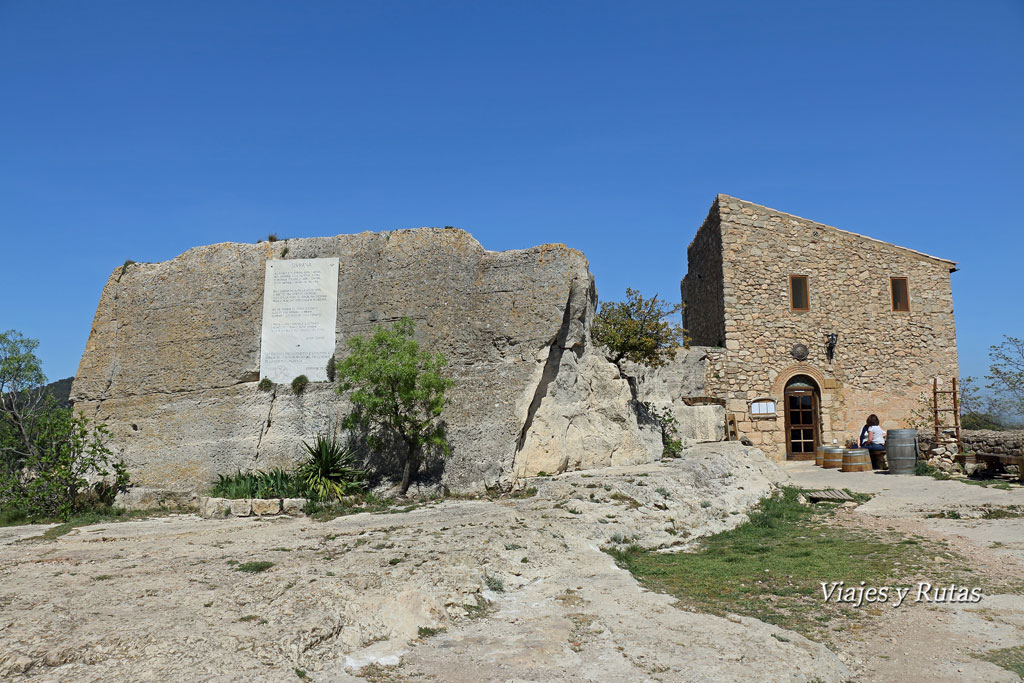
[891,277,910,312]
[789,275,809,311]
[750,398,777,418]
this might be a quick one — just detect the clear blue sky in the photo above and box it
[1,1,1021,384]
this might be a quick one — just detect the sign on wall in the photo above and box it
[259,258,339,383]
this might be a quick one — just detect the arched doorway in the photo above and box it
[784,375,820,459]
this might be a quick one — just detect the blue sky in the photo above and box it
[1,1,1022,384]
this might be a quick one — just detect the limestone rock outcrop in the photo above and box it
[624,347,727,447]
[71,229,665,491]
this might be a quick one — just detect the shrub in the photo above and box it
[210,468,307,499]
[325,355,336,382]
[258,378,273,392]
[291,375,309,394]
[298,434,365,500]
[1,412,129,520]
[267,233,279,243]
[645,403,683,458]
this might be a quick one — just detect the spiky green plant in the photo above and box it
[298,434,365,501]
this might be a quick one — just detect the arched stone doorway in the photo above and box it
[784,375,820,459]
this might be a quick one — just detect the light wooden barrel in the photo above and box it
[815,446,827,467]
[822,447,844,469]
[842,448,872,472]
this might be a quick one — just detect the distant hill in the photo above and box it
[42,377,74,409]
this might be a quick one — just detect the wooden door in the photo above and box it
[785,389,819,458]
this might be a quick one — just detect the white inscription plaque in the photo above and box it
[259,258,339,383]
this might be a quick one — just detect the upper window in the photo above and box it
[790,275,809,311]
[891,277,910,312]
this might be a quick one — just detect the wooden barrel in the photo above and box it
[815,446,827,467]
[822,447,844,469]
[887,429,918,475]
[842,448,872,472]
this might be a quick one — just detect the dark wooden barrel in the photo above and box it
[815,446,827,467]
[842,448,872,472]
[823,447,844,469]
[887,429,918,475]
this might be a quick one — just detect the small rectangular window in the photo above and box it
[891,277,910,312]
[790,275,809,311]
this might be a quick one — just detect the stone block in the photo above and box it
[229,499,252,517]
[200,497,232,518]
[251,498,281,516]
[282,498,307,515]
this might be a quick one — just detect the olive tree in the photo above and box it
[337,318,453,495]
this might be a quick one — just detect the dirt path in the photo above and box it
[784,462,1024,682]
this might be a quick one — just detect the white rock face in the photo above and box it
[513,351,662,477]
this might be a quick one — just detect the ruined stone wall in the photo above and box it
[681,202,725,348]
[72,229,663,492]
[697,195,959,459]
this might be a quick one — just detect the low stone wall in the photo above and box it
[199,497,307,518]
[917,429,1024,456]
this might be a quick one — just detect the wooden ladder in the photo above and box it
[726,414,740,441]
[932,377,963,452]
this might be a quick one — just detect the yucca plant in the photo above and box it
[298,434,365,501]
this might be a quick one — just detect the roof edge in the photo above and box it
[715,194,958,268]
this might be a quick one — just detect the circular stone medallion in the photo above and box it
[791,343,809,361]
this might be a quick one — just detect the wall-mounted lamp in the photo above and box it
[825,332,838,364]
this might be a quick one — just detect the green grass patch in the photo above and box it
[605,487,979,641]
[10,507,174,541]
[235,561,274,574]
[976,644,1024,677]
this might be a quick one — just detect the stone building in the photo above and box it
[682,195,959,460]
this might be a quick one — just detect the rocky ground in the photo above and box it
[0,443,848,682]
[2,448,1022,682]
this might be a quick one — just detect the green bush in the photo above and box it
[298,434,366,500]
[325,355,336,383]
[1,330,129,520]
[645,403,683,458]
[210,468,307,499]
[258,377,273,392]
[291,375,309,394]
[1,412,129,521]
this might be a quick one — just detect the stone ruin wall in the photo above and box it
[71,229,723,493]
[687,196,959,459]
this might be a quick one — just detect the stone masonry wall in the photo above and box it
[919,429,1024,456]
[681,202,725,348]
[697,195,959,459]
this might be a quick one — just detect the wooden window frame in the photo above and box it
[789,274,810,312]
[749,398,778,419]
[890,276,910,313]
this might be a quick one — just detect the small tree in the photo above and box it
[592,288,687,368]
[987,335,1024,425]
[337,318,453,495]
[0,330,128,519]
